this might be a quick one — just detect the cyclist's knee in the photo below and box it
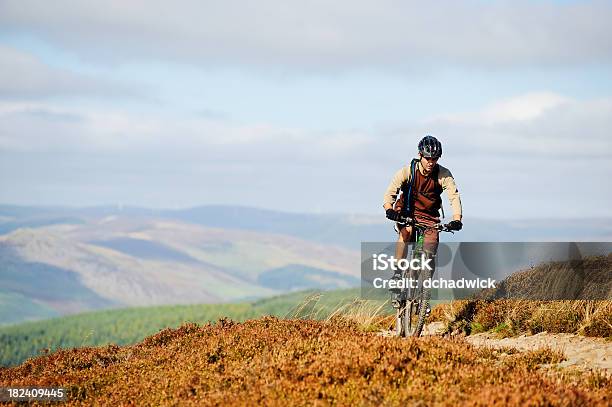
[398,227,411,242]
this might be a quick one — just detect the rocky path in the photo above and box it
[465,331,612,374]
[380,322,612,374]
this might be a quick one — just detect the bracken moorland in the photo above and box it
[1,316,610,406]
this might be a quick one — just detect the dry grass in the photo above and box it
[1,317,610,406]
[430,300,612,338]
[324,299,393,332]
[428,254,612,337]
[476,253,612,301]
[285,293,393,332]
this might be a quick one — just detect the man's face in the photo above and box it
[419,154,439,173]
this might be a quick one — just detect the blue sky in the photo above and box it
[0,0,611,219]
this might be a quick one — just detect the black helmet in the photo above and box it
[418,135,442,158]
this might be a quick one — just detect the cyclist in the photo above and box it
[382,135,463,265]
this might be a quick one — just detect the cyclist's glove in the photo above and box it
[448,220,463,231]
[385,209,401,222]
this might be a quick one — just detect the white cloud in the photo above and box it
[1,1,611,71]
[0,45,137,99]
[423,92,612,158]
[1,91,610,166]
[434,92,571,125]
[0,91,610,216]
[0,101,373,161]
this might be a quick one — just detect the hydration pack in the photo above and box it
[393,158,443,218]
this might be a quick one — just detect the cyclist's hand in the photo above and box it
[448,220,463,231]
[385,209,401,222]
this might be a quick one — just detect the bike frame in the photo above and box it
[394,219,453,337]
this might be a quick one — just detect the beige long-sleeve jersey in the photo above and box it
[382,161,462,220]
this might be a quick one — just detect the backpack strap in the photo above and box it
[432,164,445,218]
[400,158,420,217]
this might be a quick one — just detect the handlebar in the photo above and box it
[396,215,456,233]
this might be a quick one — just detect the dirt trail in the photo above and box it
[380,322,612,375]
[465,331,612,374]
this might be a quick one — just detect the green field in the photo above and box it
[0,288,382,367]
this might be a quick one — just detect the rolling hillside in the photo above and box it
[0,289,366,367]
[2,204,611,245]
[2,204,611,327]
[0,210,360,325]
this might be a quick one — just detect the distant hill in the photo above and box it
[257,264,360,291]
[1,204,611,326]
[0,208,360,325]
[2,204,611,246]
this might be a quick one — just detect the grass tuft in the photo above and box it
[431,300,612,338]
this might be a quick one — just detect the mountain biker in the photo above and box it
[382,135,463,261]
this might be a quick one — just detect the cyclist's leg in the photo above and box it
[395,224,412,260]
[413,213,439,257]
[391,224,412,308]
[423,227,439,258]
[420,219,440,315]
[421,228,439,315]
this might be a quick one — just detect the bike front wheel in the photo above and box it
[395,301,405,337]
[403,267,432,337]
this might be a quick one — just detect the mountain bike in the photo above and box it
[392,217,455,337]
